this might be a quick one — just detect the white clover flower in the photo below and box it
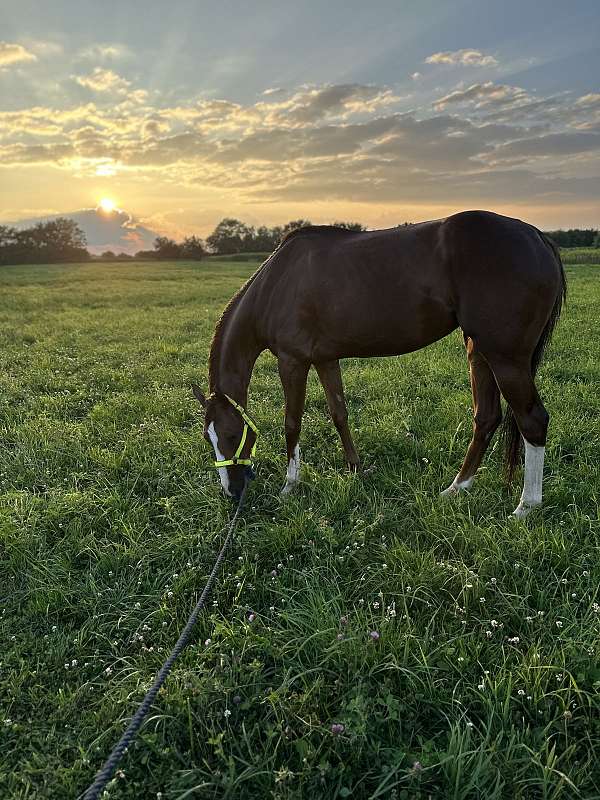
[224,709,231,718]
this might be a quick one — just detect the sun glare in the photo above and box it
[99,197,116,213]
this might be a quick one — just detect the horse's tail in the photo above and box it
[502,231,567,481]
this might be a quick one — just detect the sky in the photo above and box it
[1,0,599,242]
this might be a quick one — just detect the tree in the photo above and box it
[101,250,116,259]
[0,218,89,264]
[332,221,368,231]
[205,218,251,254]
[153,236,182,259]
[181,235,205,260]
[281,219,312,236]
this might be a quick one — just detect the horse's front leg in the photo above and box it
[278,354,310,495]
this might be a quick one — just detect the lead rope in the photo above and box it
[80,480,249,800]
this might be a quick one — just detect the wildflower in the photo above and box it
[340,615,348,625]
[556,620,563,628]
[270,570,277,577]
[561,578,567,584]
[224,709,231,718]
[71,659,78,666]
[233,695,242,704]
[52,625,57,632]
[204,638,212,646]
[337,633,344,641]
[486,630,492,638]
[248,613,255,623]
[518,689,525,696]
[458,656,464,662]
[105,667,113,675]
[135,602,141,609]
[369,630,380,641]
[479,597,486,603]
[490,619,498,627]
[507,636,520,644]
[412,761,423,772]
[466,721,474,728]
[373,601,380,609]
[331,723,345,735]
[583,570,590,577]
[382,563,388,569]
[490,577,497,585]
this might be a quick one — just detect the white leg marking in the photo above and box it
[440,475,474,497]
[281,444,300,495]
[512,439,544,517]
[207,421,231,496]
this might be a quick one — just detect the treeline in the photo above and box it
[2,216,599,265]
[544,229,600,248]
[0,219,89,265]
[135,218,367,259]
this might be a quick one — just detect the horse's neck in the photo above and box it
[210,294,262,405]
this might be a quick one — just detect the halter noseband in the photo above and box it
[213,394,259,468]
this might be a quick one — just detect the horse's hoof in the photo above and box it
[511,501,541,518]
[440,484,459,498]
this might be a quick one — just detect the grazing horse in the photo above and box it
[192,210,565,516]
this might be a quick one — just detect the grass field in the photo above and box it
[1,258,599,800]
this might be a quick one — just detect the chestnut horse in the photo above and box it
[192,210,565,516]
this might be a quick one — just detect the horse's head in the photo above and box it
[192,384,257,501]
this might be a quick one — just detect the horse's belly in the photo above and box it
[311,295,457,360]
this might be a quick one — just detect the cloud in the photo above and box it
[74,67,131,94]
[425,49,498,67]
[488,131,600,162]
[0,42,37,68]
[1,78,598,215]
[78,43,131,61]
[575,93,600,110]
[434,81,528,110]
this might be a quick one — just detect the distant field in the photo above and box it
[1,259,599,799]
[560,248,600,265]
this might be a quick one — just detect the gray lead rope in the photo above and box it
[80,482,249,800]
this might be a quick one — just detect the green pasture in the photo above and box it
[0,258,599,799]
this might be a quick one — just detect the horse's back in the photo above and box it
[254,212,562,362]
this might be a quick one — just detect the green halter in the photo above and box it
[213,394,259,468]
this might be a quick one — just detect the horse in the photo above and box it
[192,210,566,516]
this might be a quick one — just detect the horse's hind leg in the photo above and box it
[486,357,548,517]
[442,337,501,496]
[315,360,360,471]
[278,354,310,495]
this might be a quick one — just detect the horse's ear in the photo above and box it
[191,383,207,407]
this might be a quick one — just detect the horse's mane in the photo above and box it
[208,250,276,391]
[208,227,364,389]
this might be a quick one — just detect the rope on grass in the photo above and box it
[80,481,249,800]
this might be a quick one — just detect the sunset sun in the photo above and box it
[98,197,116,213]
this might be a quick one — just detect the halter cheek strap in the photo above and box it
[213,394,259,468]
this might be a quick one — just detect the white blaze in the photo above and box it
[207,421,231,496]
[513,439,544,517]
